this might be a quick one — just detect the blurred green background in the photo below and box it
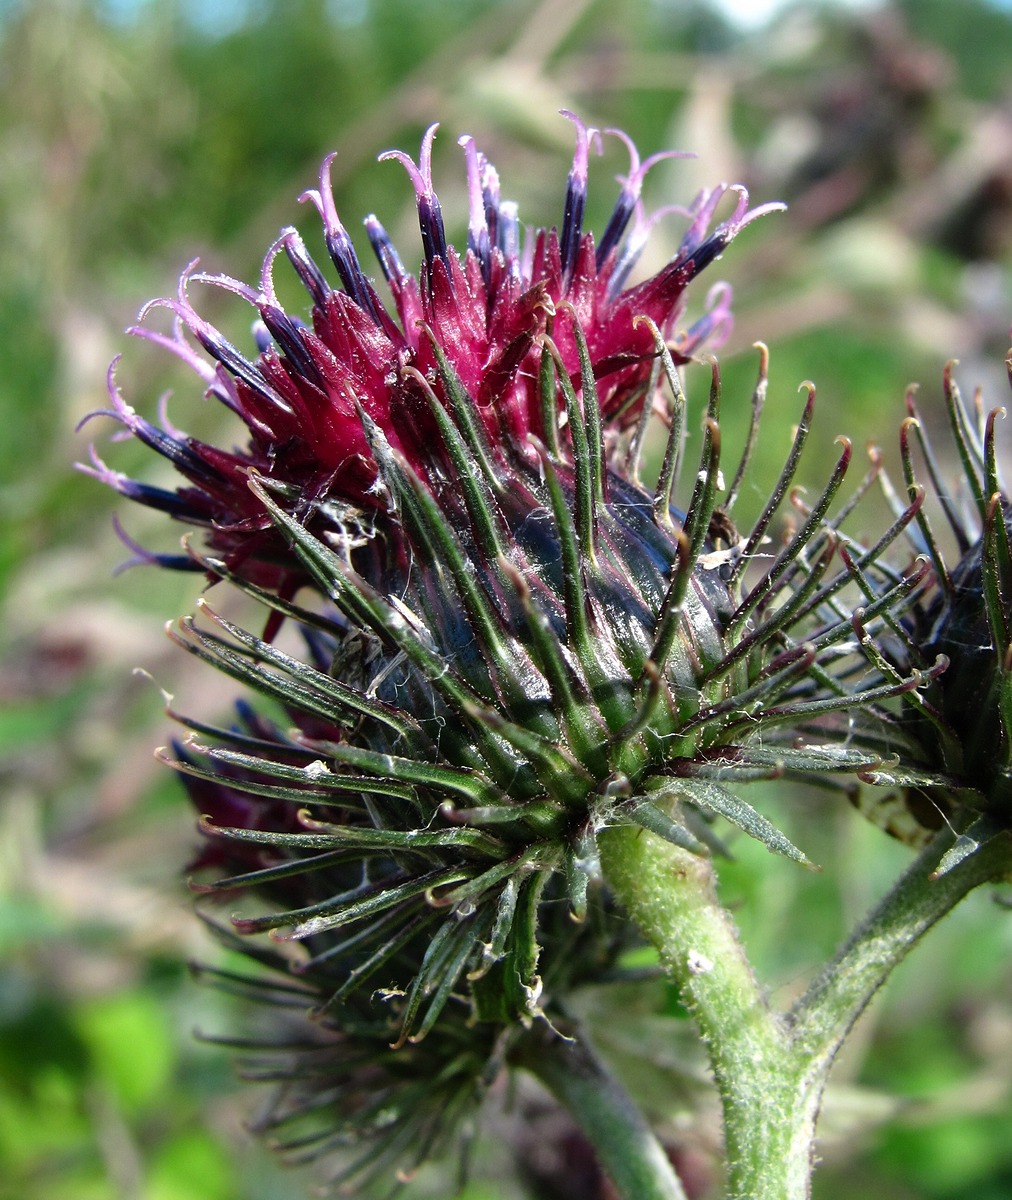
[2,0,1012,1196]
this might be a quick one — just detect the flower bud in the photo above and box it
[844,359,1012,869]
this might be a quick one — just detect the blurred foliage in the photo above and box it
[1,0,1011,1196]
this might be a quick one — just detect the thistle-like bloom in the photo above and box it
[83,115,779,592]
[832,357,1012,870]
[83,115,945,1188]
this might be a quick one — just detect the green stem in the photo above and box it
[514,1021,689,1200]
[599,824,813,1199]
[598,823,1012,1200]
[790,827,1012,1057]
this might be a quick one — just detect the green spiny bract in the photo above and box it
[841,356,1012,874]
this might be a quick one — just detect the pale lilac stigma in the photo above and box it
[299,153,380,321]
[281,228,331,311]
[679,186,730,258]
[480,154,501,251]
[125,313,217,388]
[380,123,448,272]
[92,358,220,485]
[673,282,735,358]
[112,514,194,572]
[596,128,692,268]
[559,109,602,282]
[607,201,693,299]
[138,266,292,417]
[498,200,521,280]
[458,134,492,284]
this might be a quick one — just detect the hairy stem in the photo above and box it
[598,824,815,1199]
[514,1021,689,1200]
[790,827,1012,1057]
[599,822,1012,1199]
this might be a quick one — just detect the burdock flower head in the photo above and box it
[82,114,944,1187]
[86,114,772,592]
[834,356,1012,872]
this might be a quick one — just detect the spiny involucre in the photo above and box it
[82,113,975,1189]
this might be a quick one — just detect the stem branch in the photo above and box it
[515,1021,689,1200]
[791,827,1012,1057]
[599,824,815,1199]
[598,822,1012,1200]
